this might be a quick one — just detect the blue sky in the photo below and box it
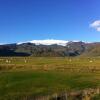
[0,0,100,43]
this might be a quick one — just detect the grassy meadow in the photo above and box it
[0,57,100,100]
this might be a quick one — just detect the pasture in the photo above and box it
[0,57,100,100]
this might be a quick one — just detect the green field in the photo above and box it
[0,57,100,100]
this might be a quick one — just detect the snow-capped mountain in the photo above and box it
[17,39,79,46]
[1,40,100,57]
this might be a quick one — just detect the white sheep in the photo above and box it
[69,59,72,62]
[24,60,27,63]
[89,60,93,63]
[6,60,11,63]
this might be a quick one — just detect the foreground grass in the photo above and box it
[0,70,100,100]
[93,94,100,100]
[0,57,100,99]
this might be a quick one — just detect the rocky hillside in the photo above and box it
[0,41,100,57]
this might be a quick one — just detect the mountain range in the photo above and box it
[0,39,100,57]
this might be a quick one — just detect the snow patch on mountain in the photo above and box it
[17,39,70,46]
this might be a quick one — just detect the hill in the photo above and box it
[0,41,100,57]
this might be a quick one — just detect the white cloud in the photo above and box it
[90,20,100,32]
[97,27,100,31]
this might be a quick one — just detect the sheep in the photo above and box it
[24,59,27,63]
[69,59,72,62]
[6,59,9,63]
[89,60,93,63]
[5,59,11,63]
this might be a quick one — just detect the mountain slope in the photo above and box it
[81,43,100,57]
[0,41,85,57]
[0,40,100,57]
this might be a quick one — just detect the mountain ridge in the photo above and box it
[0,40,100,57]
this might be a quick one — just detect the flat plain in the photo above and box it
[0,57,100,100]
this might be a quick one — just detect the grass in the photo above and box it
[93,94,100,100]
[0,57,100,99]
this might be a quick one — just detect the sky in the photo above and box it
[0,0,100,43]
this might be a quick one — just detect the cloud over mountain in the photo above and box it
[90,20,100,32]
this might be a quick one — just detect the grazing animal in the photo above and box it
[6,60,9,63]
[6,60,11,63]
[24,60,27,63]
[89,60,93,63]
[69,59,72,62]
